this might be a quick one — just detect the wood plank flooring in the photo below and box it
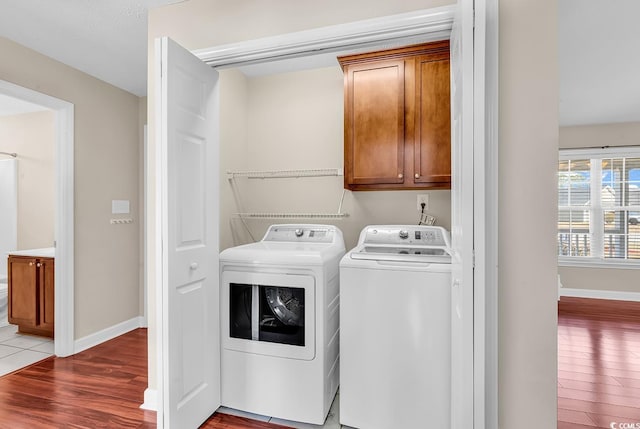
[558,297,640,429]
[0,329,155,428]
[1,298,638,428]
[0,329,289,428]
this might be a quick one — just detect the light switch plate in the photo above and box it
[112,200,130,214]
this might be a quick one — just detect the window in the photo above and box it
[558,148,640,265]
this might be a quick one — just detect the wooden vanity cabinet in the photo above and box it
[8,255,55,337]
[339,41,451,191]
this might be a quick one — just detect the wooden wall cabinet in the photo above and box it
[339,41,451,191]
[8,255,55,337]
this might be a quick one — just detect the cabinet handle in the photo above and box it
[398,173,403,179]
[415,173,420,179]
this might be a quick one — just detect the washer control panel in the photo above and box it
[360,225,450,247]
[264,225,336,243]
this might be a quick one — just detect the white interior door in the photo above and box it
[450,0,475,427]
[157,36,220,429]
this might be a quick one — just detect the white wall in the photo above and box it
[559,121,640,294]
[0,110,55,250]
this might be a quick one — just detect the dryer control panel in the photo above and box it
[263,225,337,243]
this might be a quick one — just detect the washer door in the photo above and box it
[221,270,316,361]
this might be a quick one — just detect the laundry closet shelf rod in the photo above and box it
[234,212,349,220]
[227,167,343,179]
[0,151,17,158]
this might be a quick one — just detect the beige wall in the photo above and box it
[560,121,640,150]
[138,97,148,319]
[221,66,451,251]
[559,122,640,293]
[0,110,55,249]
[0,37,143,339]
[499,0,558,426]
[148,0,559,427]
[560,266,640,293]
[219,69,250,250]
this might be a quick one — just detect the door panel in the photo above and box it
[40,258,55,331]
[157,36,220,429]
[345,60,405,186]
[176,132,205,246]
[8,257,37,325]
[415,57,451,185]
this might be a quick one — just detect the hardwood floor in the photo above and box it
[201,414,291,429]
[558,297,640,429]
[2,298,637,428]
[0,329,290,428]
[0,329,155,428]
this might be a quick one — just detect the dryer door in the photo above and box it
[221,270,315,361]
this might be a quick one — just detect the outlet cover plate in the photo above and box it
[417,194,429,211]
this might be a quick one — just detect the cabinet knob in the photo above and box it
[29,262,34,266]
[398,173,403,179]
[36,263,41,268]
[415,173,420,179]
[189,262,199,270]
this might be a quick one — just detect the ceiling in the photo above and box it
[559,0,640,126]
[0,0,183,97]
[1,1,639,127]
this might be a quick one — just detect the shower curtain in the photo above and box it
[0,158,17,281]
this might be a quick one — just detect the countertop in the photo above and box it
[7,247,55,258]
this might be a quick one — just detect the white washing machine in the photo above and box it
[339,225,452,429]
[219,224,345,425]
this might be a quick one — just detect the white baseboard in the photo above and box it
[141,388,157,411]
[74,315,145,354]
[559,288,640,302]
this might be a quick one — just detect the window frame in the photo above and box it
[558,147,640,269]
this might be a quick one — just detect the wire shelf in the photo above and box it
[234,212,349,220]
[227,168,343,179]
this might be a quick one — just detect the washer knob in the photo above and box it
[295,228,304,237]
[399,230,409,239]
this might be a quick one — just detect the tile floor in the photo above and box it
[0,323,54,377]
[218,392,355,429]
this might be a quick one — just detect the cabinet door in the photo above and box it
[8,256,37,327]
[38,258,55,334]
[344,59,405,188]
[413,56,451,186]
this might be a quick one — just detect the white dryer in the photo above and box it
[219,224,345,425]
[339,225,452,429]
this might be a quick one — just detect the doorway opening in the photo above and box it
[0,79,74,359]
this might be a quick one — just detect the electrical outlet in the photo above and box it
[417,194,429,211]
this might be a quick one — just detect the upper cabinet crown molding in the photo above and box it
[336,41,450,68]
[193,6,454,68]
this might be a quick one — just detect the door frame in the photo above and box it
[0,79,75,357]
[473,1,499,427]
